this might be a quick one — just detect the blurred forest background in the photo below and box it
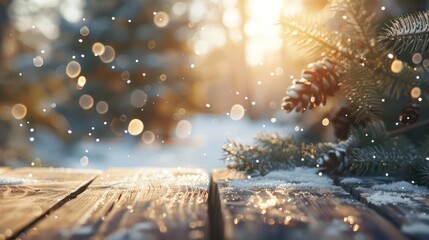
[0,0,428,166]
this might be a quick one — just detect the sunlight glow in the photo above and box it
[154,11,170,28]
[60,0,84,23]
[128,119,144,136]
[192,0,301,62]
[11,104,27,120]
[245,0,296,66]
[222,0,301,66]
[79,94,94,110]
[66,61,81,78]
[176,120,192,138]
[230,104,245,120]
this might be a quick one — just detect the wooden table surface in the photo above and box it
[0,167,428,240]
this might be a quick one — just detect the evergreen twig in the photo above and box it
[223,134,334,175]
[376,58,420,99]
[342,64,384,124]
[379,10,429,54]
[223,2,429,187]
[389,117,429,137]
[333,0,378,56]
[281,18,354,62]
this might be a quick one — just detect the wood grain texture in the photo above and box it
[24,168,209,240]
[337,176,429,240]
[0,167,99,240]
[211,169,406,240]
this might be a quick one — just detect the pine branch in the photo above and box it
[255,133,296,149]
[348,141,418,176]
[376,57,421,99]
[332,0,378,56]
[389,117,429,137]
[316,122,391,174]
[400,136,429,186]
[255,133,334,160]
[378,10,429,54]
[223,134,334,175]
[281,18,354,62]
[227,4,429,185]
[342,64,384,124]
[410,160,429,187]
[350,120,389,147]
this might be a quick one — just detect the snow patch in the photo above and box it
[371,181,429,195]
[105,169,208,190]
[0,176,37,185]
[340,178,362,184]
[366,191,413,206]
[229,168,340,190]
[410,213,429,221]
[401,223,429,235]
[364,181,429,206]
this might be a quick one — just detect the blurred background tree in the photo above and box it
[0,0,428,166]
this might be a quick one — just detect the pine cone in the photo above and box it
[282,59,340,112]
[399,103,420,125]
[317,149,348,174]
[331,107,353,141]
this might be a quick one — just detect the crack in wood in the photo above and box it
[10,174,99,240]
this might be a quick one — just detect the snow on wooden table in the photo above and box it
[210,168,406,240]
[2,167,429,240]
[338,176,429,240]
[0,168,99,239]
[0,168,209,240]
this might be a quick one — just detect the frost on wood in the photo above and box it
[401,223,429,236]
[362,181,429,206]
[214,168,403,239]
[22,168,209,240]
[228,167,340,191]
[340,176,429,239]
[105,168,209,190]
[0,176,37,185]
[365,192,414,205]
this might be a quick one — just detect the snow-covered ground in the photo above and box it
[31,114,292,170]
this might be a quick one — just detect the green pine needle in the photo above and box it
[348,141,418,176]
[377,58,421,99]
[349,120,388,147]
[409,135,429,186]
[281,17,353,62]
[332,0,378,56]
[223,134,334,175]
[224,3,429,187]
[341,64,384,124]
[410,160,429,187]
[378,10,429,54]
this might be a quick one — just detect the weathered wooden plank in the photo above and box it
[24,168,209,240]
[338,177,429,240]
[0,167,99,240]
[210,168,406,240]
